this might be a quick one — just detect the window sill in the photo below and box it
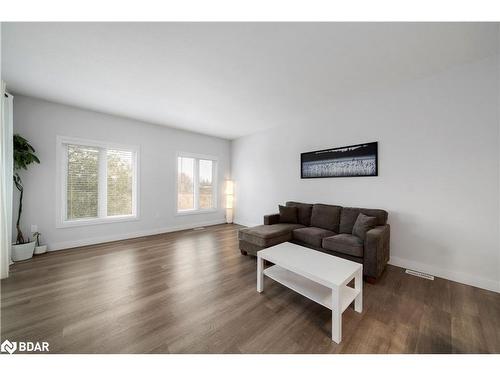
[57,215,139,228]
[175,209,218,216]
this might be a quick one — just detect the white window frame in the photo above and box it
[175,151,218,215]
[56,136,140,228]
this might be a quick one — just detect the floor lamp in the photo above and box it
[225,180,234,224]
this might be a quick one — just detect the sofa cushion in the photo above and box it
[239,224,304,247]
[310,204,342,232]
[286,201,313,226]
[339,207,388,234]
[279,205,298,224]
[352,213,377,240]
[292,227,336,248]
[322,234,364,257]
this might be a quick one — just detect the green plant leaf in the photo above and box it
[13,134,40,171]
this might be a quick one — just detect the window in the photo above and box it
[198,159,214,209]
[57,137,138,226]
[177,156,195,211]
[66,145,99,220]
[177,153,217,213]
[107,149,134,216]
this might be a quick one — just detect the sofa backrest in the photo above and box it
[310,204,342,232]
[285,201,388,234]
[285,201,313,226]
[339,207,388,234]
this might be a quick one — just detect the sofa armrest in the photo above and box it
[363,224,390,279]
[264,213,280,225]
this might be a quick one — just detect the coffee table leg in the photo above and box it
[332,286,341,343]
[257,255,264,293]
[354,268,363,313]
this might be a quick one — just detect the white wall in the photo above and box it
[232,56,500,292]
[13,95,230,250]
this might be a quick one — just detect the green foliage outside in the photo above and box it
[66,145,99,219]
[178,172,213,210]
[67,146,133,220]
[107,151,133,216]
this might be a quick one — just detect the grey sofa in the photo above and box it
[238,201,390,281]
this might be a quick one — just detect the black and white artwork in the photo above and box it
[301,142,378,178]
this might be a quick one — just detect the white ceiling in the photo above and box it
[2,23,498,139]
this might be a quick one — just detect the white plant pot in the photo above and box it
[11,241,36,261]
[34,245,48,255]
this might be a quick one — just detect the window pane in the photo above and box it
[107,149,133,216]
[178,157,194,210]
[66,144,99,220]
[199,159,213,209]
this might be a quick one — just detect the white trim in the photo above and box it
[54,215,139,228]
[1,85,14,277]
[175,208,218,216]
[56,135,138,151]
[234,220,259,228]
[175,151,218,214]
[234,221,499,293]
[56,135,140,228]
[132,149,140,217]
[177,151,219,161]
[47,219,226,251]
[389,256,500,293]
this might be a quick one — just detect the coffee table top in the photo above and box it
[257,242,362,288]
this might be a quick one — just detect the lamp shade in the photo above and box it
[225,180,234,223]
[225,180,234,196]
[226,195,234,209]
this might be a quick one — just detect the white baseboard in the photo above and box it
[48,219,227,251]
[48,219,499,293]
[389,256,500,293]
[236,221,499,293]
[233,220,259,228]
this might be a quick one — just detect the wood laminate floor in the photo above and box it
[1,224,499,354]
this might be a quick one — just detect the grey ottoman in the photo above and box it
[238,223,304,256]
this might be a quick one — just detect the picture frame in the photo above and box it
[301,142,378,178]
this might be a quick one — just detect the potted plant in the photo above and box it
[11,134,40,262]
[33,231,48,254]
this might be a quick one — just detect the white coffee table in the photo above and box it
[257,242,363,343]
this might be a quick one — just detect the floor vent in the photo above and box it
[193,227,206,231]
[405,269,434,280]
